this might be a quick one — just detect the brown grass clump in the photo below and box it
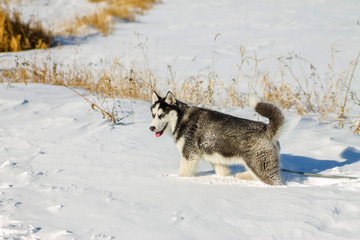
[63,0,158,36]
[0,10,54,52]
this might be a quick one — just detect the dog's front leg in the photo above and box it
[178,157,199,177]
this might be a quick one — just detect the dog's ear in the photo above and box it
[152,91,160,104]
[165,91,176,105]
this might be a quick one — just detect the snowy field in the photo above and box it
[1,0,360,239]
[1,84,360,239]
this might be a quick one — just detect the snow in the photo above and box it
[1,83,360,239]
[1,0,360,239]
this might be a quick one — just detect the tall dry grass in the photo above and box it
[0,57,158,124]
[0,9,54,52]
[0,57,156,101]
[62,0,158,36]
[169,44,360,131]
[250,50,360,133]
[1,45,359,131]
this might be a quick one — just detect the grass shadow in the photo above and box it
[53,34,99,47]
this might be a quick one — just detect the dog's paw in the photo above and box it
[236,171,256,181]
[178,171,194,177]
[212,164,231,176]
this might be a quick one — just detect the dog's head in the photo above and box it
[149,91,178,137]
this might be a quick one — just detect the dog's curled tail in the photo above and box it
[249,96,285,140]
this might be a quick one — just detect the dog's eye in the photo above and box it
[152,113,155,118]
[158,113,165,119]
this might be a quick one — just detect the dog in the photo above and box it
[149,91,285,185]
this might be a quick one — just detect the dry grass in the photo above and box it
[0,1,358,131]
[243,50,358,125]
[259,55,343,119]
[0,58,158,124]
[175,44,360,132]
[0,58,156,101]
[0,10,54,52]
[0,0,158,52]
[338,51,360,127]
[1,45,359,131]
[62,0,158,36]
[0,0,34,4]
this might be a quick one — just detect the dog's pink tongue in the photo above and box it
[155,131,161,137]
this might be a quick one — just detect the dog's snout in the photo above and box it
[149,126,156,132]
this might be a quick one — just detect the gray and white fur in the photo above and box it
[149,91,285,185]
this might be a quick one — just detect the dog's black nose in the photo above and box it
[149,126,155,132]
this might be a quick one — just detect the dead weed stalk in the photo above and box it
[338,50,360,127]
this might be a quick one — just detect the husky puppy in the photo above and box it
[149,91,285,185]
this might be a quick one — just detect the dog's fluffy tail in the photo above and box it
[249,96,285,140]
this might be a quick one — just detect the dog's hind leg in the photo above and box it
[211,164,231,176]
[245,151,282,185]
[178,157,200,177]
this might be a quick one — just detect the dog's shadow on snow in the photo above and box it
[194,147,360,184]
[280,146,360,183]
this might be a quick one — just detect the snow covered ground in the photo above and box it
[1,0,360,239]
[1,83,360,239]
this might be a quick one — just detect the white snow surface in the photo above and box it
[1,84,360,239]
[1,0,360,239]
